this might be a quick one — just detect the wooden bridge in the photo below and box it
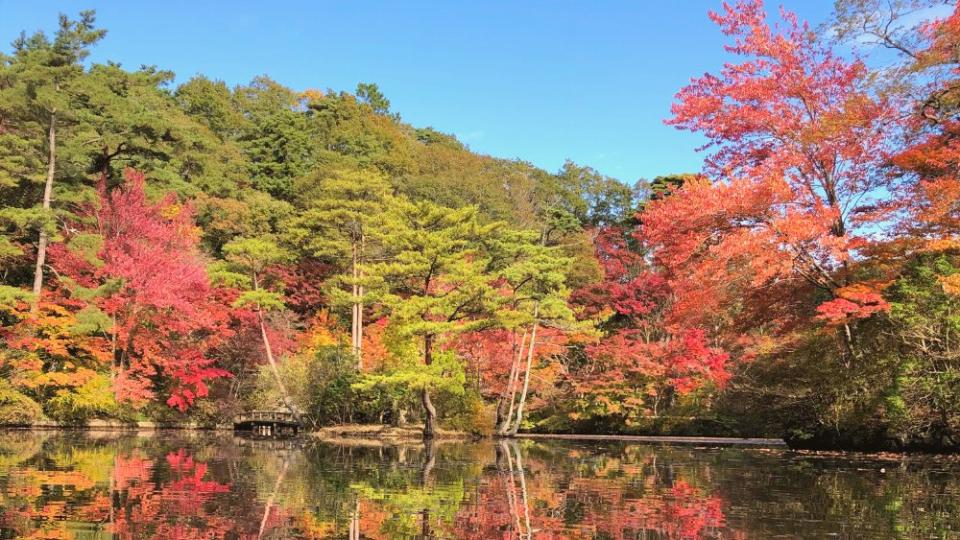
[233,410,300,437]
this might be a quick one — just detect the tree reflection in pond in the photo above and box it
[0,432,958,539]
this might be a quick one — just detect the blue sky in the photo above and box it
[0,1,836,184]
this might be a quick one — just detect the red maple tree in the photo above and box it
[54,170,232,410]
[646,0,899,359]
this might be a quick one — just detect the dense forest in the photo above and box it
[1,0,958,450]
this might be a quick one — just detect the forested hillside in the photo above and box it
[1,1,959,450]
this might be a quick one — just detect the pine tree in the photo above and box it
[489,231,576,435]
[218,237,297,414]
[0,12,106,311]
[287,168,393,368]
[365,200,500,438]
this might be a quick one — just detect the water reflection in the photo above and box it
[0,431,958,539]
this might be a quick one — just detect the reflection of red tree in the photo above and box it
[453,450,731,540]
[113,451,233,539]
[164,450,231,498]
[453,472,516,539]
[663,481,726,539]
[0,444,301,540]
[111,450,289,540]
[355,499,393,540]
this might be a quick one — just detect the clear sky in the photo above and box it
[0,1,835,184]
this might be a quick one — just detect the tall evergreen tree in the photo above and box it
[366,201,500,438]
[287,168,393,367]
[0,12,106,311]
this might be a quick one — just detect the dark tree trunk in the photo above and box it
[421,387,436,439]
[422,333,437,439]
[495,396,508,434]
[424,334,433,365]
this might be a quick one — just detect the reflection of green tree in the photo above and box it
[289,442,484,537]
[355,442,486,538]
[351,481,466,538]
[0,433,125,539]
[48,443,116,485]
[0,431,48,469]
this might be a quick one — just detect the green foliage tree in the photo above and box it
[174,75,250,139]
[355,82,392,116]
[879,253,960,447]
[365,201,500,437]
[288,168,393,366]
[0,380,44,425]
[233,76,317,199]
[541,160,635,230]
[217,237,297,413]
[0,11,105,311]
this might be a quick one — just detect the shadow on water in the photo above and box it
[0,430,959,538]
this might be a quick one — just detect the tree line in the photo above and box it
[1,1,959,449]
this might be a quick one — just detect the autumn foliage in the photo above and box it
[1,2,959,448]
[93,170,232,409]
[562,0,960,448]
[1,170,234,413]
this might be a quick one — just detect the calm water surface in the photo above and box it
[0,432,958,539]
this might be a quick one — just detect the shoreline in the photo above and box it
[514,434,960,459]
[515,433,787,448]
[1,421,233,431]
[4,424,957,455]
[0,424,789,449]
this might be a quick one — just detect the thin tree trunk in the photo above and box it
[356,284,363,368]
[257,458,289,540]
[31,111,56,313]
[254,274,295,414]
[351,242,359,362]
[110,313,117,380]
[509,303,539,436]
[842,321,859,365]
[258,310,294,410]
[499,330,527,435]
[357,234,364,369]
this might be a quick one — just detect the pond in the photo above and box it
[0,432,958,539]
